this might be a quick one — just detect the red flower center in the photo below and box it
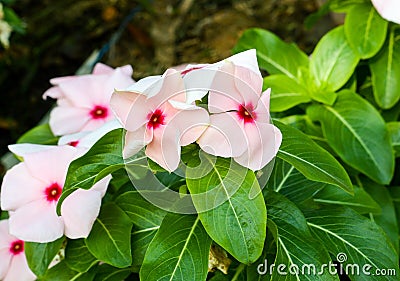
[68,141,79,147]
[147,109,165,129]
[45,182,62,202]
[90,105,108,120]
[9,240,24,255]
[237,104,256,124]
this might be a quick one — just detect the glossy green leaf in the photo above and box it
[265,191,338,280]
[274,121,353,193]
[329,0,369,12]
[307,91,394,184]
[305,207,399,281]
[364,181,399,254]
[387,122,400,157]
[65,239,98,273]
[263,74,311,112]
[314,185,381,214]
[17,124,58,145]
[265,158,326,207]
[57,129,124,213]
[310,26,359,92]
[186,156,267,263]
[116,191,167,269]
[85,203,133,268]
[94,264,132,281]
[233,28,308,80]
[140,213,211,281]
[25,237,65,278]
[370,26,400,109]
[38,261,96,281]
[344,3,388,59]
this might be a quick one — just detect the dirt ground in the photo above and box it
[0,0,338,174]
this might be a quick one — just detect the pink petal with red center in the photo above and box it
[208,62,244,113]
[198,112,247,157]
[371,0,400,24]
[146,125,180,172]
[1,163,45,211]
[110,90,152,131]
[9,200,64,242]
[234,65,262,107]
[49,106,91,135]
[61,189,102,239]
[234,122,282,171]
[123,126,153,159]
[3,253,36,281]
[226,49,261,77]
[22,145,78,186]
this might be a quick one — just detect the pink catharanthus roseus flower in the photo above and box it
[0,220,36,281]
[196,50,282,170]
[43,63,135,136]
[0,144,111,242]
[371,0,400,24]
[110,69,209,172]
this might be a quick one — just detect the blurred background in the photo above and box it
[0,0,339,175]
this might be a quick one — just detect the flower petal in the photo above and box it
[0,249,12,280]
[9,200,64,243]
[183,64,218,104]
[234,65,262,107]
[61,189,102,239]
[254,88,271,124]
[0,220,14,250]
[226,49,261,77]
[92,63,114,74]
[4,254,36,281]
[208,62,243,113]
[42,86,64,100]
[123,126,152,159]
[197,112,247,157]
[22,145,78,186]
[49,106,91,135]
[234,122,282,171]
[146,125,180,172]
[1,163,45,211]
[8,143,52,158]
[110,90,151,131]
[371,0,400,24]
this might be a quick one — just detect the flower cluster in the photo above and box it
[0,51,281,278]
[111,49,282,171]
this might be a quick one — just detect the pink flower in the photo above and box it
[0,144,111,242]
[371,0,400,24]
[195,50,282,170]
[110,69,209,172]
[43,63,135,136]
[0,220,36,281]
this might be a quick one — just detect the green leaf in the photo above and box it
[94,264,132,281]
[233,28,308,80]
[265,191,338,280]
[140,213,211,281]
[265,158,326,207]
[329,0,369,12]
[363,181,399,254]
[115,191,167,269]
[39,261,96,281]
[65,239,98,273]
[274,121,353,193]
[263,75,311,112]
[305,207,399,281]
[17,124,58,145]
[186,156,267,263]
[387,122,400,157]
[25,237,65,278]
[57,128,124,214]
[85,203,133,268]
[344,3,388,59]
[370,26,400,109]
[313,185,381,214]
[307,91,395,184]
[310,26,359,92]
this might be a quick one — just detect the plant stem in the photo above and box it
[232,263,246,281]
